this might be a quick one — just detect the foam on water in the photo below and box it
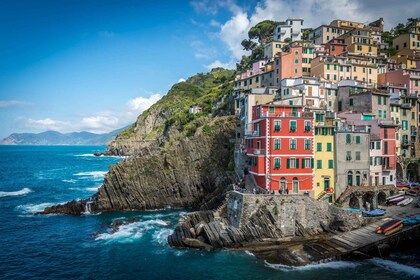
[0,188,32,197]
[265,260,360,271]
[95,219,171,244]
[16,202,56,214]
[62,179,77,183]
[74,171,107,178]
[152,228,173,246]
[370,258,420,278]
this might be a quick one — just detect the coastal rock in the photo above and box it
[40,116,237,215]
[168,192,365,251]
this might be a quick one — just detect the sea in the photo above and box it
[0,145,419,280]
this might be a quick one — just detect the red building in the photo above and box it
[245,104,314,193]
[380,122,397,184]
[324,38,347,55]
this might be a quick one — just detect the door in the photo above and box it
[324,178,330,190]
[292,178,299,193]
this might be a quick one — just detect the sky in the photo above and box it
[1,0,419,138]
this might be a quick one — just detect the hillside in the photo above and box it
[41,68,239,214]
[0,128,125,145]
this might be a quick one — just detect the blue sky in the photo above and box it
[1,0,418,138]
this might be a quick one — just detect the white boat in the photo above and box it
[397,197,413,206]
[387,192,405,201]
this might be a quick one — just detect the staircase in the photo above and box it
[317,190,332,201]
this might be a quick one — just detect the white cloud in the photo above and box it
[205,60,236,70]
[210,19,221,27]
[26,118,71,131]
[178,78,186,83]
[127,93,162,112]
[220,12,251,60]
[81,115,119,130]
[0,100,32,107]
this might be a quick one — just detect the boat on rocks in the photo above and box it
[402,216,420,226]
[384,224,403,235]
[397,197,413,206]
[362,208,386,217]
[376,219,402,234]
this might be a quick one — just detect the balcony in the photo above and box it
[253,149,265,155]
[245,130,260,137]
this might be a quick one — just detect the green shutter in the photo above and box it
[296,159,299,169]
[311,158,314,168]
[302,158,306,168]
[287,159,290,168]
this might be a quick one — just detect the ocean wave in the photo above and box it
[370,258,420,278]
[16,202,55,214]
[265,260,359,271]
[0,188,32,198]
[62,179,77,183]
[86,186,100,192]
[244,251,255,257]
[152,228,174,246]
[95,219,171,244]
[74,154,126,159]
[74,154,96,157]
[74,171,107,178]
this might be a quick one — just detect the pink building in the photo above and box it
[378,69,420,96]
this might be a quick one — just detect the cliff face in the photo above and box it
[42,116,237,215]
[40,68,237,215]
[168,192,366,254]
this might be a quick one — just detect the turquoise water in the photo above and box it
[0,146,419,279]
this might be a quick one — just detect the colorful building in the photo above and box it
[274,18,304,42]
[245,104,314,194]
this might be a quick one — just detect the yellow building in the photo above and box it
[311,54,377,85]
[392,49,420,69]
[340,29,377,56]
[393,33,420,51]
[330,19,365,30]
[314,110,336,202]
[263,41,286,59]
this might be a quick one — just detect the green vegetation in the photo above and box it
[117,67,235,140]
[273,203,279,216]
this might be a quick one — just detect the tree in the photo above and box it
[241,39,258,51]
[248,20,282,45]
[392,23,408,36]
[381,31,393,45]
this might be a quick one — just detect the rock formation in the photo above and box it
[168,192,366,253]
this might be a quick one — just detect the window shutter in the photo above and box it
[287,159,290,168]
[311,158,314,168]
[296,159,299,168]
[302,158,306,168]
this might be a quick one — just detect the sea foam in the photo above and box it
[16,202,55,214]
[0,188,32,198]
[265,260,360,271]
[74,171,107,178]
[370,258,420,278]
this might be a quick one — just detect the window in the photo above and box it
[304,121,311,132]
[290,139,297,150]
[375,157,382,165]
[346,134,351,144]
[378,96,381,105]
[403,109,407,116]
[317,160,322,169]
[378,110,382,118]
[327,74,330,80]
[402,120,408,130]
[287,158,298,168]
[349,98,353,106]
[376,141,381,149]
[384,141,388,155]
[292,177,299,193]
[370,142,374,150]
[274,158,281,169]
[269,107,274,114]
[334,64,337,70]
[355,172,361,186]
[384,97,387,105]
[304,139,311,150]
[290,120,297,132]
[274,138,281,150]
[328,160,333,169]
[327,143,332,152]
[356,136,360,144]
[384,111,386,119]
[280,178,286,191]
[370,156,373,165]
[327,64,330,70]
[317,142,322,151]
[294,59,299,64]
[384,128,388,139]
[274,120,281,131]
[356,151,361,160]
[412,112,415,120]
[346,151,352,161]
[302,158,312,168]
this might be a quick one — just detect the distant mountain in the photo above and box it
[0,127,126,145]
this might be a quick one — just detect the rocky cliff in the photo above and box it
[168,192,367,260]
[40,69,238,215]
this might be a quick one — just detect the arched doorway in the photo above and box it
[396,162,403,180]
[347,171,353,186]
[362,192,375,210]
[292,177,299,193]
[407,162,419,182]
[349,194,360,209]
[355,171,361,186]
[377,191,387,206]
[280,177,286,192]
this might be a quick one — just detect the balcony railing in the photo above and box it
[245,130,260,137]
[253,149,265,155]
